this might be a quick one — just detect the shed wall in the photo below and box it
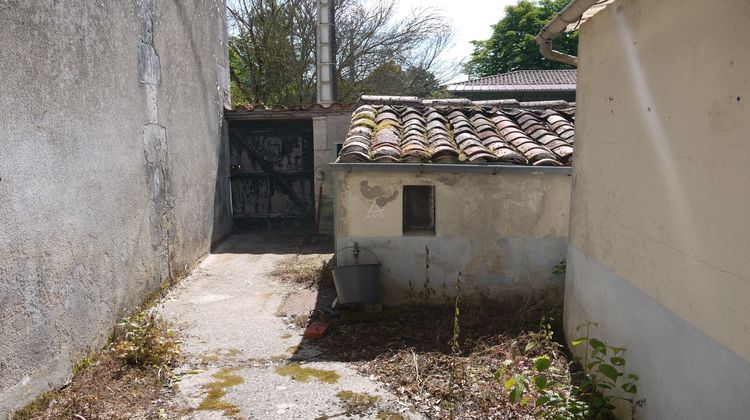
[314,114,351,234]
[568,0,750,417]
[334,169,570,303]
[0,0,231,413]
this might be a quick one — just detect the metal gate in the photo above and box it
[228,119,315,229]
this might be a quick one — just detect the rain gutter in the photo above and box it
[330,163,572,176]
[535,0,600,66]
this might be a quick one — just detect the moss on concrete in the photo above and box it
[274,363,339,384]
[337,390,379,413]
[196,368,244,416]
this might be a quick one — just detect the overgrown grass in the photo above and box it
[269,254,333,288]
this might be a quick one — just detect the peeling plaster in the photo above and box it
[359,180,399,207]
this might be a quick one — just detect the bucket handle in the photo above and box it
[329,243,381,267]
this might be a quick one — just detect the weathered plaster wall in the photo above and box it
[333,167,570,303]
[314,113,350,234]
[0,0,231,414]
[568,0,750,417]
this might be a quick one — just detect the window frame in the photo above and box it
[402,185,436,235]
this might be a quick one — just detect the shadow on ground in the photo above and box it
[211,229,334,255]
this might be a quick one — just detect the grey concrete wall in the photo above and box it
[333,166,571,303]
[0,0,231,414]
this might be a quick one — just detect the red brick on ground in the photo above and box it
[303,321,329,339]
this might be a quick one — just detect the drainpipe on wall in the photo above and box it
[535,0,600,66]
[316,0,337,104]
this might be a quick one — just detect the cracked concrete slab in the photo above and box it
[156,233,418,419]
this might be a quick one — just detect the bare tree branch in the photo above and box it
[227,0,455,105]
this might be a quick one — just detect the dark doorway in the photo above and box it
[228,119,315,229]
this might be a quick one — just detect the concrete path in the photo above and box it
[157,233,414,419]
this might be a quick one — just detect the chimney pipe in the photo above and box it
[316,0,337,104]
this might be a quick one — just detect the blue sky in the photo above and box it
[394,0,517,82]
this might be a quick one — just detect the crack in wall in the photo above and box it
[138,0,174,281]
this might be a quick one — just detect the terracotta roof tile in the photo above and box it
[336,96,575,166]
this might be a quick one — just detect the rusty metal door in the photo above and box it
[228,119,315,229]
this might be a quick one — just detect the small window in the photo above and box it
[403,185,435,235]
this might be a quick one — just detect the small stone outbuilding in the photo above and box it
[332,97,575,303]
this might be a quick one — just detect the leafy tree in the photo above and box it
[404,67,442,98]
[359,62,443,98]
[464,0,578,78]
[360,61,407,96]
[227,0,454,105]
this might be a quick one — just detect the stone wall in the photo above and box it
[0,0,231,413]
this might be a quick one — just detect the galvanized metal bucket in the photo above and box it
[330,244,381,305]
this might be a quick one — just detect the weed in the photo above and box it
[317,289,565,418]
[72,354,94,375]
[448,272,462,354]
[12,391,59,420]
[290,314,310,329]
[275,363,340,384]
[552,259,567,276]
[112,309,180,375]
[497,321,640,419]
[14,265,191,419]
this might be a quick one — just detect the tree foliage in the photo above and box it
[227,0,453,105]
[464,0,578,78]
[358,61,442,98]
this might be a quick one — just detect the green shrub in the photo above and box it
[496,321,639,419]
